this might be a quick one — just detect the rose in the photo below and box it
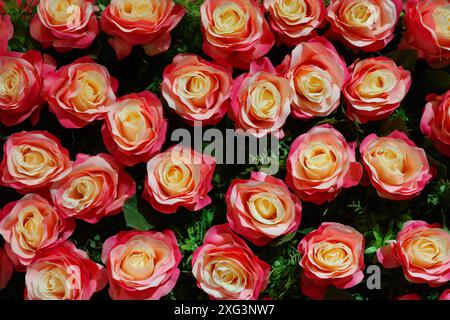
[0,50,56,126]
[225,171,302,246]
[101,91,168,166]
[101,229,181,300]
[43,56,118,128]
[440,289,450,300]
[277,37,348,119]
[344,57,412,123]
[161,54,232,126]
[25,241,107,300]
[229,57,292,138]
[285,124,363,204]
[100,0,185,60]
[263,0,326,46]
[50,153,135,224]
[397,294,422,300]
[0,246,13,290]
[0,131,72,193]
[0,14,13,52]
[200,0,275,70]
[192,224,270,300]
[327,0,402,52]
[377,220,450,286]
[298,222,365,300]
[420,90,450,157]
[401,0,450,68]
[30,0,100,52]
[143,145,215,214]
[360,131,433,200]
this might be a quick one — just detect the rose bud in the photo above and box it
[298,222,365,300]
[50,153,135,224]
[25,241,107,300]
[377,220,450,286]
[285,124,363,205]
[225,171,302,246]
[229,57,293,138]
[0,246,13,290]
[192,224,270,300]
[143,145,215,214]
[0,131,72,193]
[200,0,275,70]
[43,56,118,129]
[101,229,182,300]
[0,194,75,267]
[30,0,100,52]
[161,54,232,126]
[100,0,185,60]
[360,131,433,200]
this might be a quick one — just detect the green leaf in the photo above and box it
[269,231,297,247]
[424,70,450,92]
[386,49,418,72]
[123,195,154,231]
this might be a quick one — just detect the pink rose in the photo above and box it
[0,14,13,52]
[30,0,99,52]
[25,241,107,300]
[401,0,450,68]
[344,57,412,123]
[43,56,118,128]
[0,50,56,126]
[277,37,348,119]
[327,0,402,52]
[201,0,275,70]
[360,131,433,200]
[285,124,362,204]
[420,90,450,156]
[192,224,270,300]
[225,171,301,246]
[101,229,181,300]
[229,57,293,138]
[143,145,215,214]
[50,153,135,224]
[0,131,72,193]
[377,220,450,286]
[100,0,185,60]
[440,289,450,300]
[102,91,168,166]
[161,54,232,126]
[0,194,74,267]
[298,222,365,300]
[0,246,13,290]
[263,0,326,46]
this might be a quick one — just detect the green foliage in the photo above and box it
[122,195,154,231]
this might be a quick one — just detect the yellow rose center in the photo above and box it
[177,71,211,102]
[16,206,46,250]
[120,246,155,280]
[343,0,379,27]
[250,81,281,120]
[44,0,82,25]
[158,159,193,196]
[296,69,331,103]
[212,2,247,35]
[408,235,448,268]
[275,0,306,21]
[301,143,337,180]
[371,144,405,173]
[116,102,151,144]
[113,0,162,22]
[433,5,450,39]
[12,145,56,178]
[248,192,284,224]
[69,70,108,112]
[36,267,72,300]
[211,258,245,293]
[63,176,102,212]
[314,242,353,271]
[0,62,24,102]
[357,70,397,98]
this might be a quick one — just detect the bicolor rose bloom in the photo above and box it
[327,0,402,52]
[263,0,326,46]
[285,124,363,205]
[225,171,302,246]
[30,0,100,52]
[0,131,72,193]
[25,241,107,300]
[0,194,75,267]
[401,0,450,68]
[440,289,450,300]
[100,0,185,60]
[192,224,270,300]
[344,57,412,123]
[420,90,450,156]
[44,56,118,128]
[50,153,135,224]
[102,91,168,166]
[360,131,433,200]
[101,230,182,300]
[377,220,450,286]
[200,0,275,70]
[0,14,13,52]
[0,50,56,126]
[229,57,292,138]
[0,246,13,290]
[161,54,232,126]
[278,37,348,119]
[143,146,215,214]
[298,222,365,300]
